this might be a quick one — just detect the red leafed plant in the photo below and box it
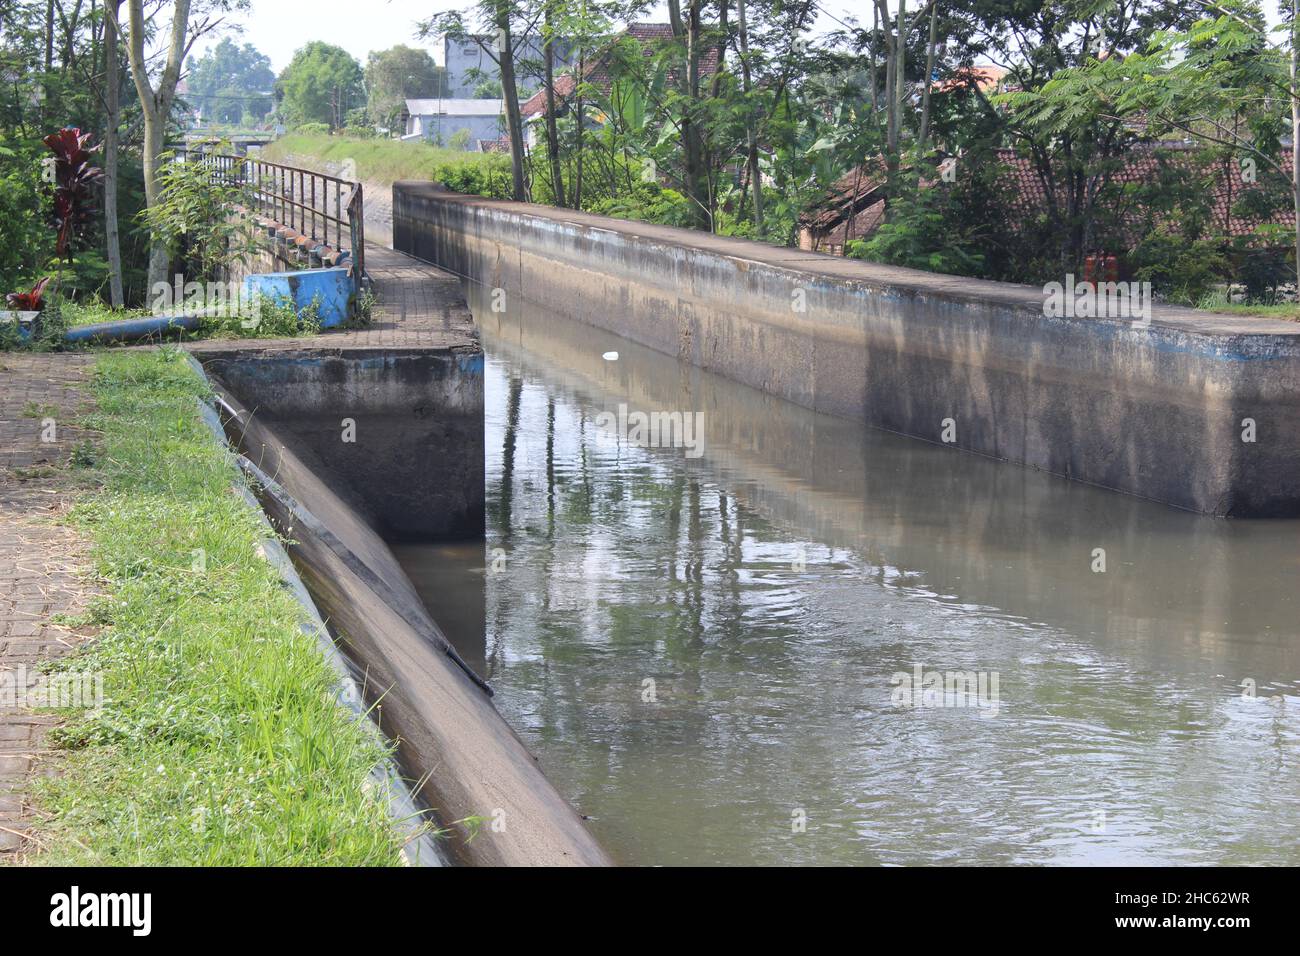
[43,127,104,257]
[6,277,51,312]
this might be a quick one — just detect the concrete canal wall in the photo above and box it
[200,347,611,867]
[393,183,1300,518]
[202,347,484,540]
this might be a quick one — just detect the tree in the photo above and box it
[422,5,530,201]
[366,45,445,130]
[1096,1,1300,286]
[277,41,364,130]
[188,37,274,126]
[103,0,125,306]
[118,0,233,290]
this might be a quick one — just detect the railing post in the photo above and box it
[350,183,366,301]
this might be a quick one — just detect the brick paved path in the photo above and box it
[0,353,96,859]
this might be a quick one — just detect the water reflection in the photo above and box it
[396,289,1300,866]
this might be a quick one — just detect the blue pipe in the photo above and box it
[63,315,202,345]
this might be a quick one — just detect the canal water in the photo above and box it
[395,291,1300,867]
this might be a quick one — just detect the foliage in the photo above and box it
[201,292,323,339]
[276,42,365,130]
[849,169,988,277]
[6,276,50,310]
[0,136,55,292]
[366,45,447,130]
[588,182,694,228]
[44,127,105,258]
[187,38,276,125]
[1128,232,1231,304]
[138,151,257,283]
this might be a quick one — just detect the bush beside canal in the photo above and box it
[33,349,405,865]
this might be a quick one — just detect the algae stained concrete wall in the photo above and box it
[200,347,485,540]
[393,183,1300,518]
[209,382,611,866]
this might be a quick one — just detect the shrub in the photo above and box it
[1128,231,1230,305]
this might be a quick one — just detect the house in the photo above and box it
[444,34,576,98]
[403,98,506,147]
[799,145,1297,258]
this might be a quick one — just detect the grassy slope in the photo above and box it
[36,349,402,865]
[262,133,506,186]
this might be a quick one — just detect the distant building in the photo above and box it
[444,35,575,99]
[403,98,506,147]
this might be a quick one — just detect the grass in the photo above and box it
[263,132,510,193]
[1195,288,1300,321]
[58,299,154,329]
[32,349,406,866]
[1203,301,1300,321]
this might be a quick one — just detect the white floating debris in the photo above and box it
[603,351,620,361]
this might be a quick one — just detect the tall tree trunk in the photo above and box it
[671,0,709,231]
[917,0,938,154]
[542,0,566,207]
[1292,0,1300,287]
[122,0,191,290]
[42,0,54,118]
[894,0,907,153]
[44,1,54,70]
[737,0,763,235]
[103,0,123,307]
[494,4,527,202]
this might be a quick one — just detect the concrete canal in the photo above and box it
[395,287,1300,867]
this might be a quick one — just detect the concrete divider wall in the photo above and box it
[199,347,485,540]
[205,368,612,867]
[394,182,1300,517]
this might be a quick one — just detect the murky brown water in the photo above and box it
[395,291,1300,866]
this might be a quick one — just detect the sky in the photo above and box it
[191,0,866,72]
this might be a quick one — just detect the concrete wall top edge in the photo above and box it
[393,182,1300,343]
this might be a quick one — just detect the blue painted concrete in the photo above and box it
[242,267,352,328]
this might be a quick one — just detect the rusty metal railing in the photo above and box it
[173,148,366,299]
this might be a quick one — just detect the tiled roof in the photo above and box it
[935,65,1008,94]
[521,74,578,119]
[805,145,1296,246]
[405,98,505,117]
[993,144,1295,242]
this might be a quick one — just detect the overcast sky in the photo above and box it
[192,0,866,72]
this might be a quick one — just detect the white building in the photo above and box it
[403,99,506,149]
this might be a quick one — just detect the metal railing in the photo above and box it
[173,149,366,297]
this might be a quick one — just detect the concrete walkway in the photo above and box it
[189,243,477,356]
[0,353,97,860]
